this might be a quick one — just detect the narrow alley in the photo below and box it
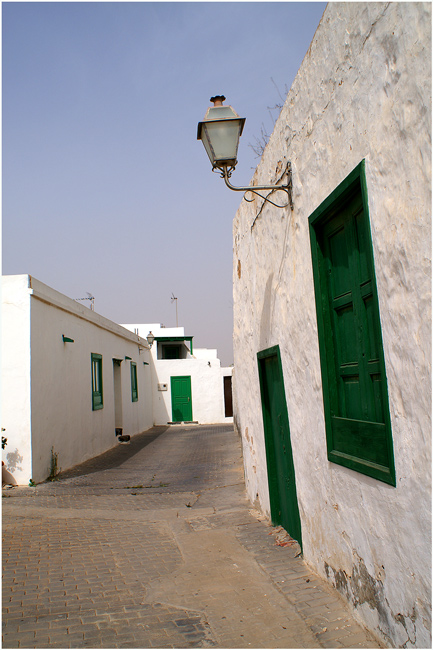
[3,424,380,648]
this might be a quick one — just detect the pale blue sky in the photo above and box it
[3,1,326,365]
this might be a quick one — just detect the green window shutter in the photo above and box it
[131,362,138,402]
[309,161,395,486]
[91,353,103,411]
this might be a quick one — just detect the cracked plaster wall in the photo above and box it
[232,3,431,647]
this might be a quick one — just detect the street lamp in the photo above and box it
[197,96,293,209]
[146,331,155,348]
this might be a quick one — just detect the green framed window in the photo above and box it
[130,362,138,402]
[309,160,395,486]
[91,353,103,411]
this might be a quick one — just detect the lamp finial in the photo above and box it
[210,95,226,106]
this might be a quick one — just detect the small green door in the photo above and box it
[258,346,302,548]
[171,376,192,422]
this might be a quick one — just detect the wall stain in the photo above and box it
[324,554,421,646]
[259,274,274,351]
[6,449,23,474]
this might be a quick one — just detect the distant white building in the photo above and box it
[122,324,233,426]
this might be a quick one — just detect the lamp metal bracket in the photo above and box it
[216,162,293,210]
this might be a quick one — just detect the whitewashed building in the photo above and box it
[232,3,431,647]
[2,277,233,486]
[122,324,233,426]
[1,275,153,485]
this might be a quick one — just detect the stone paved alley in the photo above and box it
[2,424,382,648]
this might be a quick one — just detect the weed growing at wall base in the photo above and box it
[48,447,61,481]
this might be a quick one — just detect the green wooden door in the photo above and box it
[258,347,302,549]
[171,376,192,422]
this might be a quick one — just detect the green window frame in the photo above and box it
[309,160,395,486]
[91,353,103,411]
[131,362,138,402]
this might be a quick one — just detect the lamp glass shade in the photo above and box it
[197,104,245,169]
[200,119,244,167]
[146,332,155,347]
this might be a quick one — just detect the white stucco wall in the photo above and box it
[2,276,153,484]
[123,323,185,340]
[194,348,218,361]
[233,3,431,647]
[1,275,32,483]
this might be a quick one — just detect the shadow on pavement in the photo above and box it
[51,426,170,481]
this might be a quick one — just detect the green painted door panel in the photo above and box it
[322,194,386,428]
[171,376,192,422]
[258,347,302,549]
[309,161,395,485]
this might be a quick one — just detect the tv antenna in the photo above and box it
[75,292,95,311]
[171,293,178,327]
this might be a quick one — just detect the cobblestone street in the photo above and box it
[2,424,381,648]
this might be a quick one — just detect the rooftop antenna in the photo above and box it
[171,293,178,327]
[75,292,95,311]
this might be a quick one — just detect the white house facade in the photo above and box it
[122,324,233,426]
[2,275,153,485]
[232,3,431,648]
